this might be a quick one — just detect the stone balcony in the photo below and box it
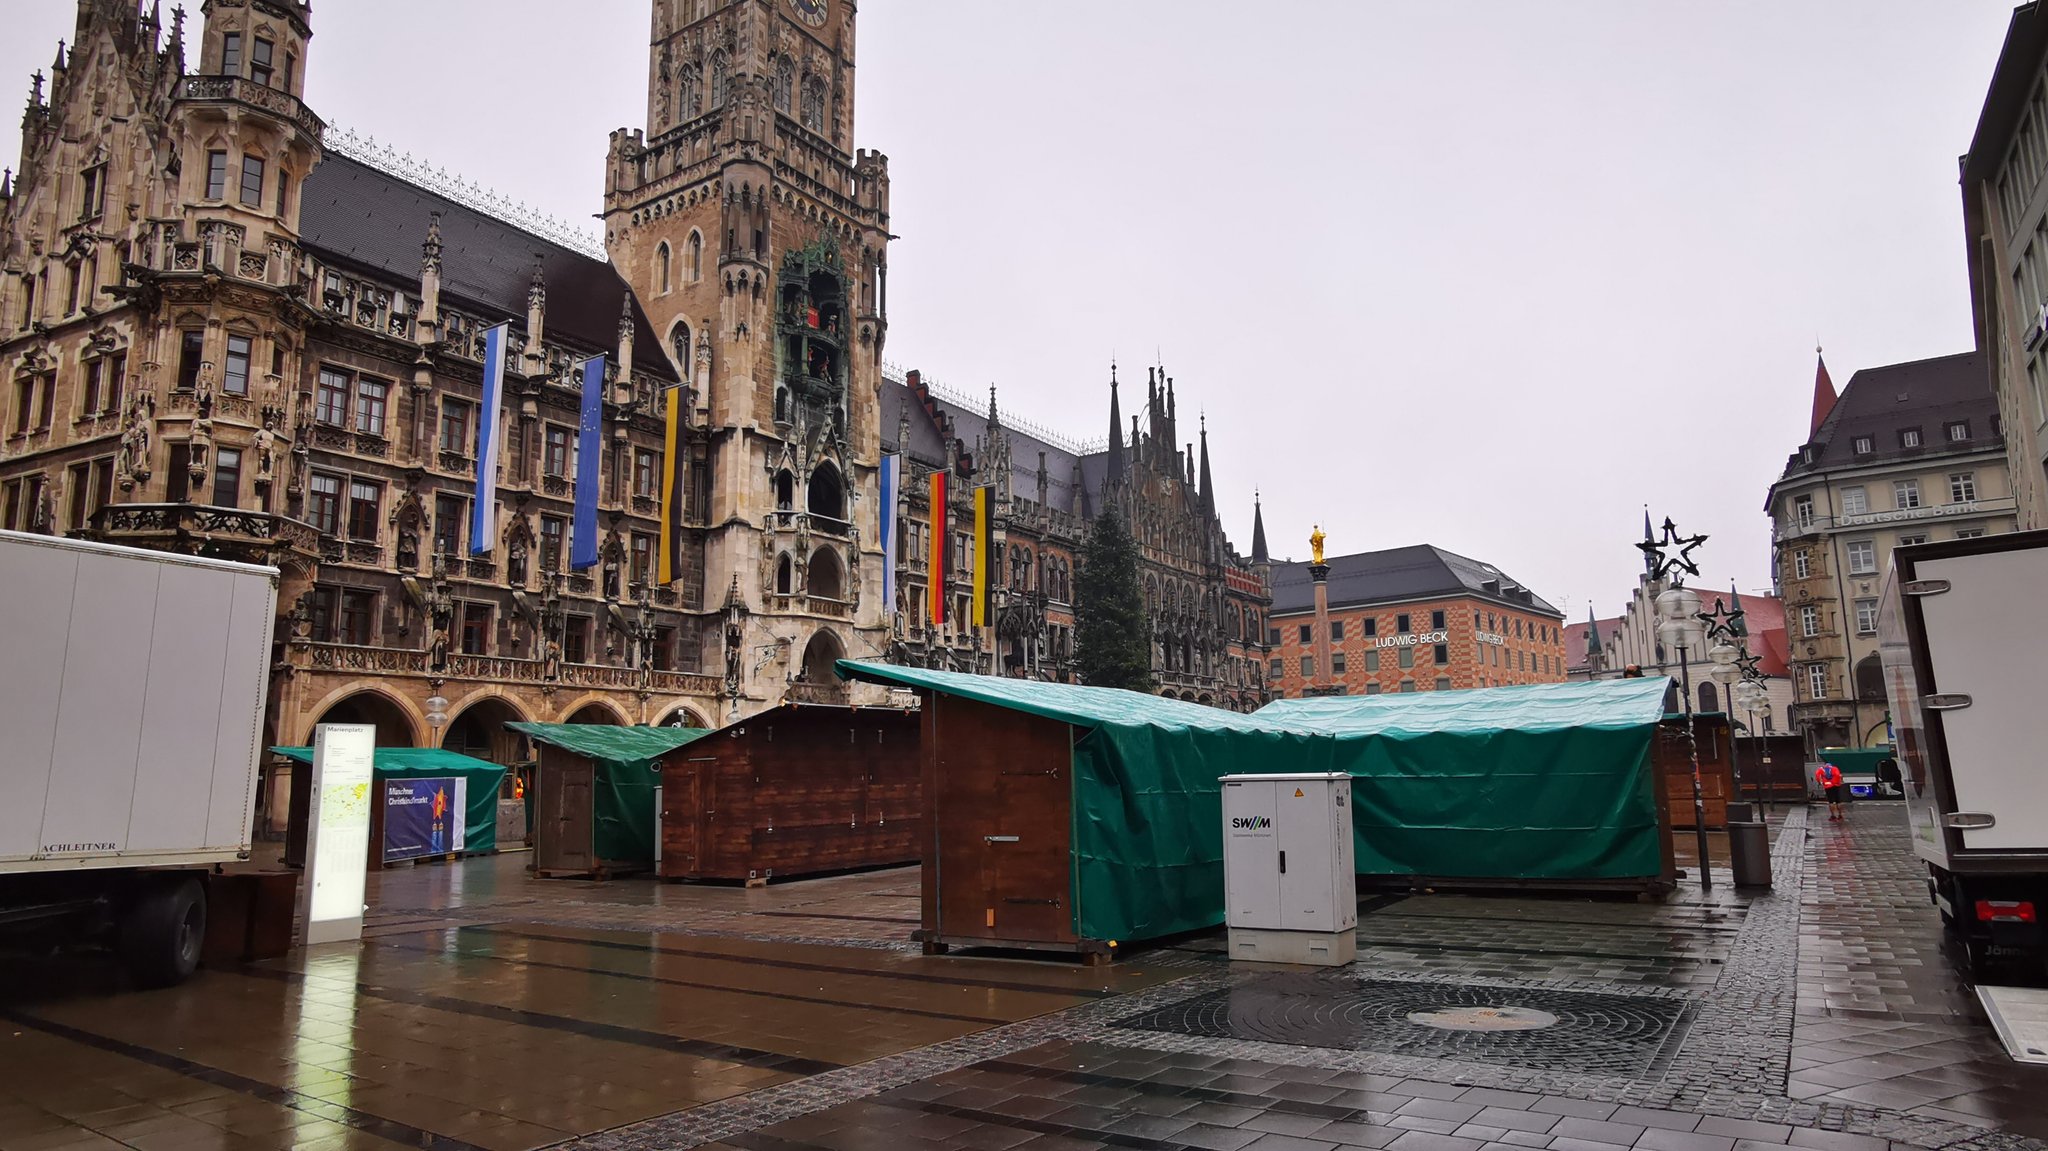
[290,641,721,697]
[86,502,321,567]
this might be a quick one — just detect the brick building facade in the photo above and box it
[1266,545,1566,699]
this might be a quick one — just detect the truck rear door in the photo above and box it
[1912,544,2048,853]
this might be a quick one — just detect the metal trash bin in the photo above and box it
[1725,801,1756,824]
[1729,821,1772,888]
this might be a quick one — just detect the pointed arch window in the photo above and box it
[687,231,703,281]
[670,321,691,374]
[773,56,794,114]
[709,50,730,109]
[655,242,671,294]
[800,74,827,133]
[679,63,702,120]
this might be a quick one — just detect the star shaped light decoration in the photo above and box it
[1696,596,1745,643]
[1735,647,1766,682]
[1635,516,1709,587]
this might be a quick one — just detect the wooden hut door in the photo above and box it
[541,754,595,874]
[663,757,711,876]
[936,701,1075,944]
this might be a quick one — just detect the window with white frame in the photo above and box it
[1855,598,1879,635]
[1900,427,1922,449]
[1793,550,1811,580]
[1950,471,1977,502]
[1807,664,1828,699]
[1956,528,1986,539]
[1847,540,1877,574]
[1852,435,1873,455]
[1898,533,1928,547]
[1841,486,1868,515]
[1893,479,1921,509]
[1793,494,1814,529]
[1800,604,1821,638]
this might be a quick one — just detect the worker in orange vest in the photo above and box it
[1814,760,1847,822]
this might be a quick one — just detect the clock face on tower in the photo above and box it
[790,0,828,28]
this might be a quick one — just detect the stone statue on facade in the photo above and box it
[117,392,154,487]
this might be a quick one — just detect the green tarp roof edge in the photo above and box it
[1257,677,1673,736]
[269,747,507,772]
[834,660,1310,734]
[505,721,712,763]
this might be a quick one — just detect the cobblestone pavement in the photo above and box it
[5,806,2043,1151]
[574,805,2048,1151]
[358,851,929,949]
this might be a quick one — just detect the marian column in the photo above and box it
[1308,526,1335,695]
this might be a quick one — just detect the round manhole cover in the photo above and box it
[1406,1005,1559,1031]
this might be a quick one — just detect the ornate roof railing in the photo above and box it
[324,125,609,261]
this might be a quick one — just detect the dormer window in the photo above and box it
[1852,435,1872,455]
[1900,427,1922,449]
[1946,420,1971,442]
[250,37,275,87]
[221,32,242,77]
[1799,445,1815,465]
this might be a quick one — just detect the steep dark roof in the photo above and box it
[1777,351,1996,479]
[1964,3,2048,190]
[878,374,1101,518]
[297,151,675,381]
[1269,545,1562,617]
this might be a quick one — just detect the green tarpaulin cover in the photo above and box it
[1818,746,1895,777]
[835,660,1331,943]
[1260,680,1671,884]
[270,746,506,853]
[836,661,1673,945]
[505,723,712,864]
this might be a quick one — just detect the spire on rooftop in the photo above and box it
[1810,346,1839,437]
[1250,490,1269,566]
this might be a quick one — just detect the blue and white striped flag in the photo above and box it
[570,355,604,571]
[879,453,900,614]
[469,322,509,554]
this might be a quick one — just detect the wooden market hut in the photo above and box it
[270,746,507,870]
[835,661,1681,961]
[508,722,712,879]
[659,702,921,884]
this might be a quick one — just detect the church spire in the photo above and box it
[1250,490,1269,566]
[1641,509,1658,577]
[1104,361,1124,486]
[1810,346,1838,437]
[1198,413,1215,518]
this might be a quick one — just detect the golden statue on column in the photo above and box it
[1310,525,1326,565]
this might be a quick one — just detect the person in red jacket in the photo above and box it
[1815,760,1847,822]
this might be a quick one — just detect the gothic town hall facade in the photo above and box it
[0,0,1272,816]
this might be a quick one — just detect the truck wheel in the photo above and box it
[121,878,206,989]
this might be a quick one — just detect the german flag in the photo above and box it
[971,485,994,628]
[928,470,947,626]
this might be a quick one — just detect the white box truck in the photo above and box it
[0,529,277,986]
[1878,531,2048,978]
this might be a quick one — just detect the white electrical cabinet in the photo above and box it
[1221,772,1356,965]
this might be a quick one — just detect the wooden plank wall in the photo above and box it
[1659,714,1735,829]
[922,693,1079,948]
[661,706,922,881]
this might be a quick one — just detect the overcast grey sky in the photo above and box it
[3,2,2020,620]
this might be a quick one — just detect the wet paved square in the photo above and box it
[2,805,2045,1151]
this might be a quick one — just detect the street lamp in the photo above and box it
[1656,584,1712,890]
[1733,677,1769,806]
[1707,637,1742,805]
[425,693,449,748]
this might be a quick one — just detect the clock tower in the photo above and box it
[603,0,892,710]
